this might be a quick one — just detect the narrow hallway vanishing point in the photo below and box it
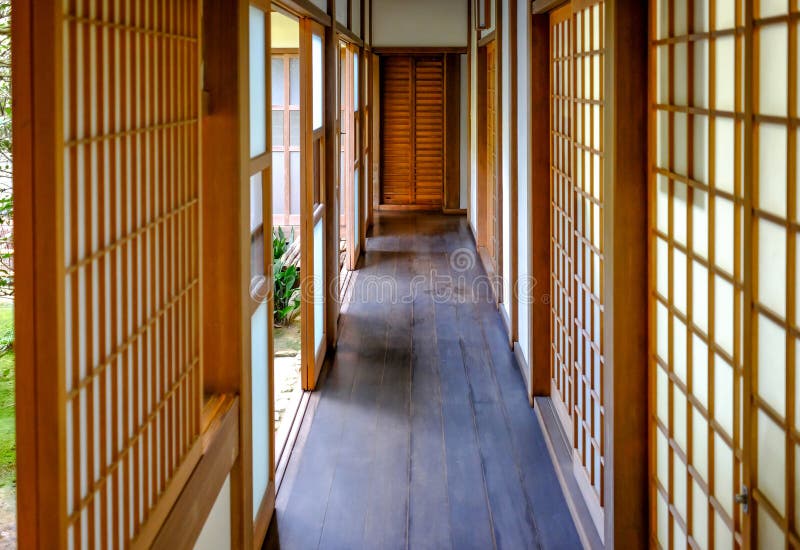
[268,213,581,550]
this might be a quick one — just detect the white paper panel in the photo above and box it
[758,24,788,117]
[692,407,708,479]
[758,313,787,418]
[758,123,788,218]
[692,333,709,407]
[713,433,733,516]
[715,36,735,111]
[758,218,787,318]
[715,197,735,274]
[757,409,786,515]
[715,117,735,193]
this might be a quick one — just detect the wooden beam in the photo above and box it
[531,0,569,15]
[337,22,364,47]
[603,0,649,545]
[373,46,469,55]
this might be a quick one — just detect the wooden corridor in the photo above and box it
[266,213,580,550]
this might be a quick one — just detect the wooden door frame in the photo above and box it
[300,18,328,390]
[377,52,448,212]
[340,41,360,271]
[476,37,501,305]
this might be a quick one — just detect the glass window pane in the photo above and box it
[272,110,284,149]
[272,152,286,216]
[272,58,285,106]
[250,172,263,233]
[313,34,324,129]
[354,53,359,110]
[251,303,270,518]
[314,219,325,353]
[290,57,300,106]
[290,111,300,148]
[290,152,301,214]
[249,7,267,158]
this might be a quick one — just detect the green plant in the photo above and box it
[273,259,300,325]
[0,318,12,358]
[0,1,12,299]
[272,228,300,325]
[272,226,291,261]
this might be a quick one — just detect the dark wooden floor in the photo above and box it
[266,213,580,550]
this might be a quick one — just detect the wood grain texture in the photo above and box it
[268,212,580,549]
[380,55,445,208]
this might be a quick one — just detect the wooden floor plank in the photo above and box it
[266,213,580,550]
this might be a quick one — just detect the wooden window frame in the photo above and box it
[271,50,302,228]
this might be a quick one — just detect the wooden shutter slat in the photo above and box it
[380,55,444,207]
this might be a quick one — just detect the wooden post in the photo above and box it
[529,12,551,397]
[201,0,253,546]
[603,0,649,545]
[13,0,67,547]
[325,0,340,348]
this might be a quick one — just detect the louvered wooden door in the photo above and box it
[380,55,444,207]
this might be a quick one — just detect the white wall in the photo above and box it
[336,0,348,25]
[372,0,468,47]
[309,0,327,13]
[272,12,299,49]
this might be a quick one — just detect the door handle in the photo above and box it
[735,486,749,514]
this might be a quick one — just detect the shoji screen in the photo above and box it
[62,0,202,546]
[650,0,745,547]
[549,0,606,536]
[752,2,799,547]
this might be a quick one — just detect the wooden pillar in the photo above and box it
[325,0,340,348]
[602,0,649,545]
[529,12,551,397]
[13,0,67,547]
[444,54,462,212]
[508,0,519,347]
[201,0,254,546]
